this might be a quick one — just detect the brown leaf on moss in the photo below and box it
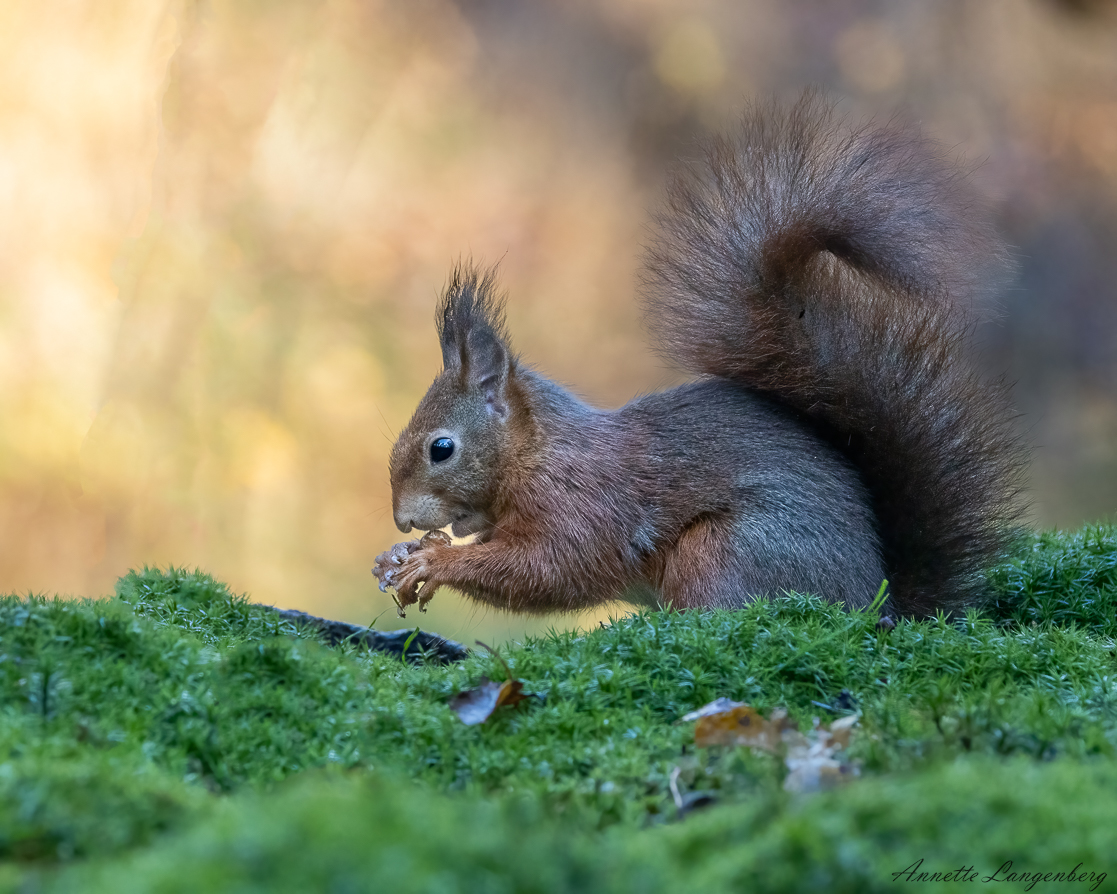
[682,699,861,793]
[825,712,859,750]
[681,700,800,751]
[448,676,528,725]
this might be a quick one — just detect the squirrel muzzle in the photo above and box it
[392,492,448,534]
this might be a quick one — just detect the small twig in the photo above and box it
[475,640,513,681]
[668,766,684,811]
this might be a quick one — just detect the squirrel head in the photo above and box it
[388,265,516,539]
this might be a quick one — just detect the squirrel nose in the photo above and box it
[394,512,413,534]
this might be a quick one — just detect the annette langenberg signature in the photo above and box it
[893,860,1106,891]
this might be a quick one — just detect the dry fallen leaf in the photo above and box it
[679,697,745,722]
[681,700,800,751]
[826,712,859,750]
[783,737,857,793]
[683,699,860,793]
[448,641,533,725]
[448,676,528,725]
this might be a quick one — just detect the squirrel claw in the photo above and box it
[374,537,445,613]
[372,539,423,591]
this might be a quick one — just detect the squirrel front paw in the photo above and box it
[372,531,451,616]
[373,538,420,588]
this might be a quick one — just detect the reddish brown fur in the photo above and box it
[373,95,1028,618]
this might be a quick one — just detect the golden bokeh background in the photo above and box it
[2,0,1116,642]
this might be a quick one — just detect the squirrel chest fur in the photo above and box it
[373,95,1026,619]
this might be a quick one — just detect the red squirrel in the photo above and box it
[372,95,1027,619]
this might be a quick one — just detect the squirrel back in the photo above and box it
[643,94,1027,616]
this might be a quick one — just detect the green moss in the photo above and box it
[2,524,1117,890]
[114,566,325,648]
[986,523,1117,636]
[666,756,1117,893]
[0,755,204,864]
[49,771,662,894]
[45,758,1117,893]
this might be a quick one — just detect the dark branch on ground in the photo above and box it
[263,606,469,664]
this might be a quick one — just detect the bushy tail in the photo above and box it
[642,94,1028,616]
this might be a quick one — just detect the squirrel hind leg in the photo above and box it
[657,512,886,612]
[656,514,759,611]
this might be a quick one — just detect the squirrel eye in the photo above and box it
[430,437,455,463]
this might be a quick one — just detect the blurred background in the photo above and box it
[1,0,1115,643]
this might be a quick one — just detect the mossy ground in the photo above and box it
[2,524,1116,892]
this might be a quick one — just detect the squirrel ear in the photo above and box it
[462,327,511,420]
[436,264,512,417]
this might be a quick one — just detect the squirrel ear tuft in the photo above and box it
[436,263,513,418]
